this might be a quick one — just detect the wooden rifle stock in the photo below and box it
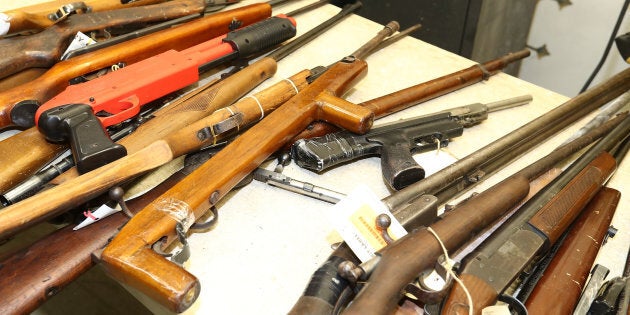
[0,3,271,191]
[290,49,530,141]
[99,23,401,312]
[524,187,620,314]
[1,0,168,36]
[443,152,619,315]
[0,0,206,81]
[0,2,270,128]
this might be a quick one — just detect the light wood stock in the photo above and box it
[0,0,206,80]
[342,175,530,315]
[0,3,271,191]
[2,0,168,36]
[0,55,279,238]
[0,2,271,128]
[100,59,374,312]
[525,187,620,314]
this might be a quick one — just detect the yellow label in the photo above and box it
[349,203,388,250]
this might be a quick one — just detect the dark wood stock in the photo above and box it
[342,175,531,315]
[0,159,189,315]
[525,187,620,314]
[528,152,616,244]
[0,56,280,239]
[289,49,530,141]
[0,0,206,80]
[443,152,617,315]
[0,2,271,128]
[3,0,168,35]
[0,3,271,191]
[100,59,374,312]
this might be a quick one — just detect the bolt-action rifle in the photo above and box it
[439,117,630,315]
[291,95,531,190]
[523,187,620,314]
[98,21,401,313]
[0,0,172,36]
[0,3,271,192]
[289,66,630,314]
[0,2,362,239]
[0,0,209,81]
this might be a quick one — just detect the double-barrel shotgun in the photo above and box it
[0,0,209,81]
[289,66,630,314]
[98,21,401,313]
[0,2,272,192]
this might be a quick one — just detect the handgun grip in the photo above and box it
[380,137,424,190]
[37,104,126,173]
[291,133,378,172]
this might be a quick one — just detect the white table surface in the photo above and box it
[2,1,629,314]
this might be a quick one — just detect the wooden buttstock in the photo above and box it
[529,151,616,244]
[442,274,499,315]
[3,0,168,35]
[343,175,531,315]
[0,0,207,80]
[100,59,373,311]
[0,2,271,128]
[525,187,620,314]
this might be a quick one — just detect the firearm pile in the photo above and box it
[0,0,628,314]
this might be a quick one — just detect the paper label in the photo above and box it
[0,13,9,36]
[328,184,407,262]
[62,32,96,58]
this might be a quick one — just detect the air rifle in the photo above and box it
[291,95,532,190]
[98,21,400,313]
[289,66,630,314]
[0,3,271,192]
[0,0,209,81]
[33,10,297,174]
[0,0,172,36]
[0,2,362,239]
[523,187,620,314]
[440,116,630,315]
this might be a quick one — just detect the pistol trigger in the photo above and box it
[48,2,91,23]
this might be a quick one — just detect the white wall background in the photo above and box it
[520,0,630,97]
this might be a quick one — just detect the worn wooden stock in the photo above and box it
[0,68,47,91]
[525,187,620,314]
[99,56,376,312]
[1,0,168,36]
[0,3,271,191]
[0,2,270,128]
[443,152,617,315]
[342,175,530,315]
[0,0,206,80]
[290,49,530,141]
[0,56,291,239]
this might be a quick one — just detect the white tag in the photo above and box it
[73,203,121,230]
[414,149,458,176]
[327,184,407,262]
[61,32,96,59]
[0,13,9,36]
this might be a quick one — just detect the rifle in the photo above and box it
[33,11,298,174]
[0,2,362,238]
[440,116,630,314]
[98,22,400,313]
[291,95,531,190]
[0,0,172,36]
[0,0,209,81]
[523,187,620,314]
[0,3,271,192]
[289,64,630,313]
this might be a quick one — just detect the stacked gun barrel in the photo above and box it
[0,1,628,314]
